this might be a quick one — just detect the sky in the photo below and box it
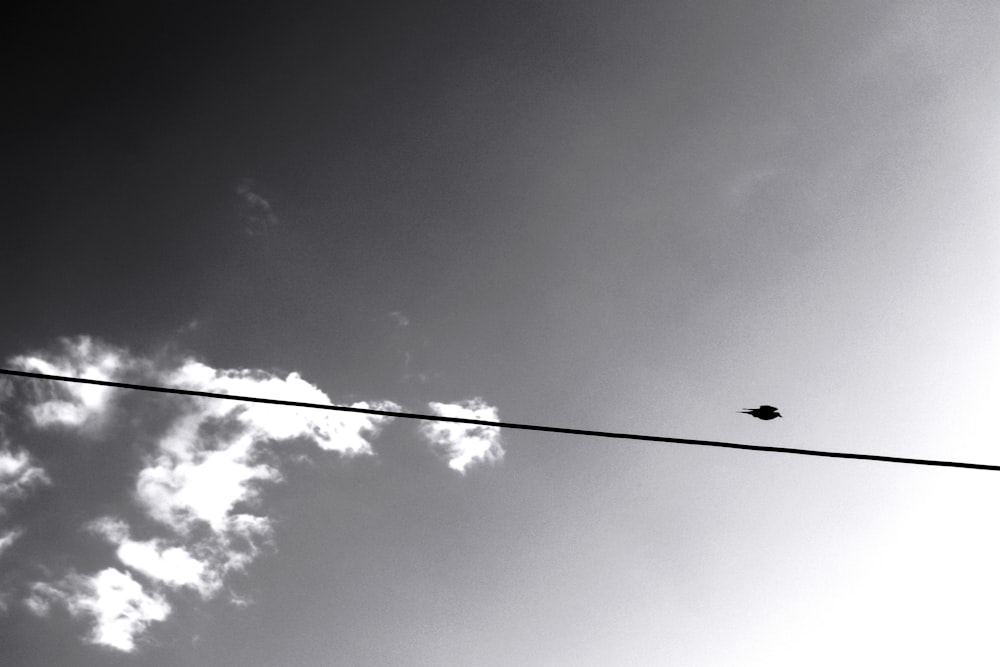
[2,1,999,664]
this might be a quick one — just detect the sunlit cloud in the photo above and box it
[0,335,500,651]
[28,569,171,652]
[420,399,504,473]
[166,362,393,455]
[0,447,49,513]
[87,517,210,594]
[9,337,127,429]
[0,339,396,651]
[136,428,279,531]
[136,361,396,539]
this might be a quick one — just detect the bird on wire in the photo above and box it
[741,405,782,420]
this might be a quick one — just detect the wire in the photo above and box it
[0,367,996,472]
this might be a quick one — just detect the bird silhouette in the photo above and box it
[740,405,782,420]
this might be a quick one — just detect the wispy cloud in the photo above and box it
[235,178,279,236]
[0,447,49,513]
[0,335,502,651]
[386,311,434,384]
[0,527,23,559]
[388,311,410,327]
[726,167,777,208]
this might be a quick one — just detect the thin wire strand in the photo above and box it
[1,367,996,471]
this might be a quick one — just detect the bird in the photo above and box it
[740,405,782,420]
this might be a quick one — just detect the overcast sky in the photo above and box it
[3,1,999,665]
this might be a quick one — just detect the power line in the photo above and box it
[0,367,996,472]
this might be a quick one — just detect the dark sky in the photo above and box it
[2,2,1000,665]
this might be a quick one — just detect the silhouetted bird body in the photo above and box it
[741,405,782,420]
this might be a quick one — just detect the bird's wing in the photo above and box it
[759,405,778,411]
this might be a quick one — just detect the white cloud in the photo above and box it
[4,336,500,651]
[96,355,391,647]
[420,399,504,473]
[88,518,210,594]
[9,336,126,428]
[28,569,170,652]
[0,527,23,559]
[136,362,395,535]
[0,447,50,512]
[5,344,398,650]
[119,540,206,589]
[109,359,397,640]
[167,362,394,454]
[137,432,278,531]
[86,513,271,605]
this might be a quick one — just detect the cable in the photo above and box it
[0,367,996,472]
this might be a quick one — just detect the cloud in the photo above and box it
[235,179,279,236]
[420,399,504,473]
[176,319,200,335]
[0,527,23,559]
[87,517,235,598]
[9,337,127,429]
[0,339,398,651]
[385,312,435,384]
[118,539,207,590]
[0,447,49,512]
[0,434,47,603]
[137,361,395,535]
[136,426,280,531]
[1,336,499,651]
[28,569,170,652]
[166,362,392,455]
[115,359,394,648]
[388,311,410,327]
